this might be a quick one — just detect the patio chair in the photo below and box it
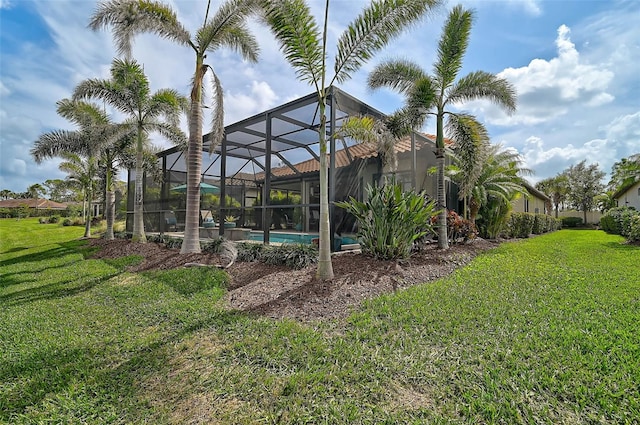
[164,211,179,231]
[284,214,295,229]
[200,210,216,228]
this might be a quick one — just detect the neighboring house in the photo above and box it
[613,180,640,210]
[512,182,550,215]
[0,198,68,210]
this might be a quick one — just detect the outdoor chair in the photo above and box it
[200,210,216,228]
[164,211,180,232]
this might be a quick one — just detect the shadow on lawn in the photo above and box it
[0,240,94,269]
[0,273,119,306]
[0,309,246,422]
[602,241,640,251]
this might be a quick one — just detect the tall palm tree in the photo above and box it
[261,0,442,280]
[90,0,259,253]
[31,99,121,238]
[73,58,187,242]
[368,4,517,249]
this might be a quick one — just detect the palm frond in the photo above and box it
[207,70,225,154]
[446,113,490,199]
[89,0,192,57]
[261,0,323,88]
[433,4,472,89]
[198,0,259,61]
[146,88,187,128]
[31,130,86,163]
[334,0,441,84]
[367,59,428,94]
[447,70,516,113]
[147,122,188,150]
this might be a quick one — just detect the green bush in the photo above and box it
[201,237,226,254]
[62,218,73,226]
[49,215,60,224]
[261,244,318,269]
[38,217,47,224]
[561,216,583,228]
[236,242,265,262]
[602,207,640,239]
[336,183,439,260]
[627,215,640,242]
[505,212,535,238]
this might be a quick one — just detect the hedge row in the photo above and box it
[600,207,640,242]
[504,212,562,239]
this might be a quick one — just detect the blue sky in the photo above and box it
[1,0,639,194]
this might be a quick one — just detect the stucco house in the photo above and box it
[613,180,640,210]
[511,181,550,215]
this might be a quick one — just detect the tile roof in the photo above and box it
[0,198,69,209]
[266,133,444,178]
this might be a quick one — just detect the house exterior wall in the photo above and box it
[615,181,640,210]
[512,193,547,215]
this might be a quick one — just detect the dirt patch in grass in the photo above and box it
[88,238,498,322]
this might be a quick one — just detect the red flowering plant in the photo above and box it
[431,210,477,244]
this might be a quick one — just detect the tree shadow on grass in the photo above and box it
[0,273,119,307]
[0,240,91,269]
[0,309,247,422]
[602,241,640,251]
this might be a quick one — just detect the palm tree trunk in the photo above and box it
[132,128,147,242]
[469,197,480,225]
[436,149,449,249]
[435,111,449,249]
[84,188,92,238]
[104,190,115,240]
[104,167,115,240]
[316,99,334,280]
[181,60,205,254]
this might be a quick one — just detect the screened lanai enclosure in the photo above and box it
[126,86,460,249]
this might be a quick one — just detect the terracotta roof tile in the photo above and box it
[266,133,443,178]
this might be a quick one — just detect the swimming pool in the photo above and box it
[248,231,358,245]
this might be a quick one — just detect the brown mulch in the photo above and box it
[88,238,499,322]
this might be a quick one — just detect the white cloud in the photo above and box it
[508,110,640,182]
[225,81,279,123]
[464,24,615,126]
[0,0,11,10]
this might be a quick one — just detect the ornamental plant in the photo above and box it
[337,183,439,260]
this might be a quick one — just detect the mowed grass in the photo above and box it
[1,219,638,424]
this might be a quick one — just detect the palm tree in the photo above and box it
[260,0,441,280]
[368,4,517,249]
[467,144,530,224]
[59,152,100,234]
[90,0,259,253]
[535,174,569,218]
[73,58,187,242]
[31,99,120,238]
[26,183,46,199]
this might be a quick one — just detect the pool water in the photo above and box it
[249,231,358,245]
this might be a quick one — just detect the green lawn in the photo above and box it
[1,218,639,424]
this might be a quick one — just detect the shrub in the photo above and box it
[561,216,583,228]
[62,218,73,226]
[39,217,47,224]
[504,213,535,238]
[201,237,226,254]
[261,244,318,269]
[114,231,130,239]
[164,237,183,249]
[601,207,637,236]
[236,242,265,262]
[336,183,439,260]
[627,215,640,242]
[49,215,60,224]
